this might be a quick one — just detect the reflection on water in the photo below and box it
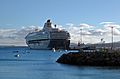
[0,47,120,79]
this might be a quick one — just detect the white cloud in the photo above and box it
[113,28,120,35]
[102,24,120,35]
[14,26,41,37]
[67,26,79,34]
[0,26,41,46]
[66,22,120,44]
[0,29,16,34]
[0,22,120,46]
[66,24,94,44]
[100,22,115,25]
[81,30,91,35]
[99,22,120,35]
[89,29,104,36]
[80,23,94,29]
[56,25,63,30]
[66,23,74,27]
[0,29,16,38]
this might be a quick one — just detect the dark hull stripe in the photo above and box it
[28,39,49,44]
[27,39,70,49]
[48,39,70,49]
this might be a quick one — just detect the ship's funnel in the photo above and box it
[47,19,50,22]
[43,19,52,31]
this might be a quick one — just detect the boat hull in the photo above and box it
[26,39,70,50]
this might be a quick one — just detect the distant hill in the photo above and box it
[70,41,120,49]
[94,41,120,48]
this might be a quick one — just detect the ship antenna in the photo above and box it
[54,24,56,28]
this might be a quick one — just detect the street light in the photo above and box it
[80,28,82,44]
[111,26,114,50]
[78,28,83,46]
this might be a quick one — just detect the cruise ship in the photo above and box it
[25,19,70,49]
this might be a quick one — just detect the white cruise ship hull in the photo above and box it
[27,40,50,49]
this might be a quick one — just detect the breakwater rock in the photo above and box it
[56,51,120,66]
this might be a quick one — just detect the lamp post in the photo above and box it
[78,28,83,47]
[111,26,113,50]
[80,28,82,44]
[101,38,104,49]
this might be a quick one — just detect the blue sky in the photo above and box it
[0,0,120,45]
[0,0,120,28]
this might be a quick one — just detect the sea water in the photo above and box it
[0,46,120,79]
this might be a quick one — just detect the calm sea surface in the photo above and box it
[0,46,120,79]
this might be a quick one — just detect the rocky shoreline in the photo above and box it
[56,51,120,66]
